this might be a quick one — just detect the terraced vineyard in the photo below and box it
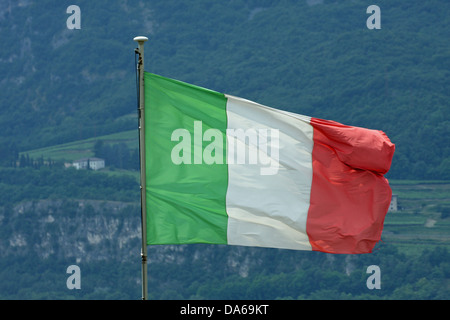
[384,181,450,255]
[20,129,138,163]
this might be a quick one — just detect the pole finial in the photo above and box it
[134,36,148,44]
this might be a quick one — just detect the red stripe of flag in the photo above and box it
[307,118,395,254]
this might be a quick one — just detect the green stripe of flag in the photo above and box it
[144,72,229,245]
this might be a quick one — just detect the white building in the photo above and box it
[73,157,105,170]
[388,194,398,212]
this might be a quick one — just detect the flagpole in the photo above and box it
[134,35,149,300]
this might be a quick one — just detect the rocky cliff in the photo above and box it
[0,199,141,262]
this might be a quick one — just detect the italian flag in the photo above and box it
[144,72,395,254]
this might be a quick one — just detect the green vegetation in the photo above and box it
[0,0,448,179]
[0,242,448,300]
[0,165,447,300]
[0,166,139,205]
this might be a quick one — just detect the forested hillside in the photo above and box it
[0,0,448,179]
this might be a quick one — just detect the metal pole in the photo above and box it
[134,35,148,300]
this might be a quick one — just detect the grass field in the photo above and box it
[20,130,138,163]
[384,180,450,255]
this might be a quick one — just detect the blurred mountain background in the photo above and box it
[0,0,448,299]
